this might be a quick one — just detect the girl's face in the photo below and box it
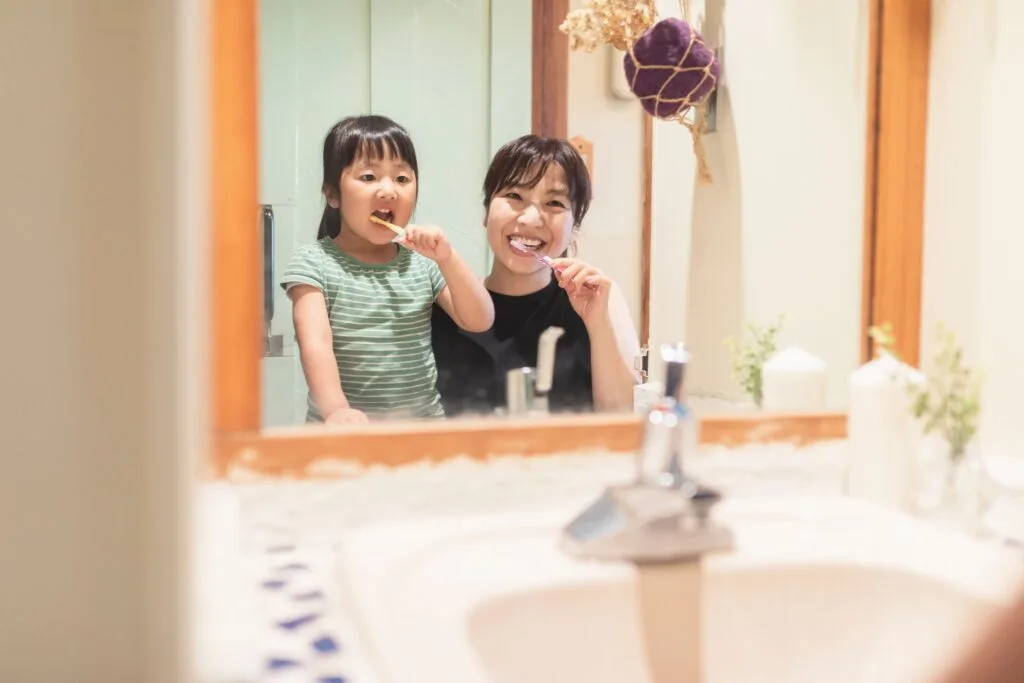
[485,163,575,273]
[328,153,417,245]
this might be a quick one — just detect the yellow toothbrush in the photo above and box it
[369,214,406,240]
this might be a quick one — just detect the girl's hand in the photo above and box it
[549,257,611,326]
[324,407,369,425]
[401,224,453,264]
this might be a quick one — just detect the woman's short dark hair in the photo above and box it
[482,135,592,228]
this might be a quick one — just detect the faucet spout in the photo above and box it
[560,342,734,564]
[561,482,734,564]
[503,326,564,416]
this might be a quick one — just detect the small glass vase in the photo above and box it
[921,437,992,534]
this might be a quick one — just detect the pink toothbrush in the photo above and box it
[509,241,599,289]
[510,239,556,267]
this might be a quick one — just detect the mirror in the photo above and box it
[247,0,876,431]
[568,0,872,417]
[258,0,535,426]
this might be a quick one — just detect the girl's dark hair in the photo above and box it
[317,115,419,239]
[482,135,592,229]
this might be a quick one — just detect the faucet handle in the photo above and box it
[634,343,695,489]
[660,342,691,404]
[636,403,691,488]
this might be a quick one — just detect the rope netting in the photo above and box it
[561,0,719,182]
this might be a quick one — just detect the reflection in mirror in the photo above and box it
[258,0,534,426]
[620,0,869,415]
[257,0,870,428]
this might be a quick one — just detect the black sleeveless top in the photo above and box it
[431,275,593,417]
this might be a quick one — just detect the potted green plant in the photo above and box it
[869,322,987,519]
[871,323,982,463]
[723,314,785,409]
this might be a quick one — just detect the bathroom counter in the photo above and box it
[195,440,1020,683]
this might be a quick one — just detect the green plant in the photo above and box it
[723,314,785,408]
[869,321,982,462]
[911,324,983,461]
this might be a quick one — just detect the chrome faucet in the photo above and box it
[505,326,565,416]
[560,342,734,563]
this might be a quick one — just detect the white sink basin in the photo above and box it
[336,497,1023,683]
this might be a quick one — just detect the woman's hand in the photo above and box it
[549,257,610,326]
[548,258,641,412]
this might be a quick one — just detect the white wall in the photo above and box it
[922,0,1024,460]
[0,2,198,681]
[569,0,869,406]
[567,7,646,336]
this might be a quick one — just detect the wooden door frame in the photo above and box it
[860,0,931,367]
[533,0,569,139]
[212,0,261,434]
[207,0,929,478]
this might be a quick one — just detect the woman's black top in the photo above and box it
[431,275,594,417]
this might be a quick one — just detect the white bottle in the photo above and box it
[761,347,829,411]
[846,352,925,510]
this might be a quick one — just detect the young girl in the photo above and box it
[431,134,640,416]
[281,115,494,424]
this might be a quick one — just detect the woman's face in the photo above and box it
[485,163,575,273]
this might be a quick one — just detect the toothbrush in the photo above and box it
[369,214,406,241]
[509,240,599,289]
[509,239,556,267]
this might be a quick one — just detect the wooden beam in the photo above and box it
[861,0,882,364]
[532,0,569,138]
[863,0,931,366]
[211,411,848,479]
[640,113,653,347]
[211,0,262,432]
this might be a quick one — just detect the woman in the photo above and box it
[431,134,640,416]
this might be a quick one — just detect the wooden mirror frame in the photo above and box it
[209,0,930,478]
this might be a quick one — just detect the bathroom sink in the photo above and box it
[335,497,1023,683]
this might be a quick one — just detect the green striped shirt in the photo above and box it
[280,237,446,421]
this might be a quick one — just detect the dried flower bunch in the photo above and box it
[559,0,657,52]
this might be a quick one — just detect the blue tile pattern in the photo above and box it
[256,543,352,682]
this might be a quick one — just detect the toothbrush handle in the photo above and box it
[545,257,600,290]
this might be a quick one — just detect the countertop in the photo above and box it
[195,440,1023,683]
